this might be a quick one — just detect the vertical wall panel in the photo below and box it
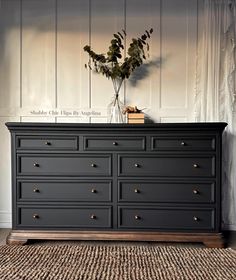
[57,0,90,109]
[21,0,56,108]
[160,0,197,111]
[0,0,21,110]
[90,0,124,108]
[126,0,160,122]
[0,117,19,227]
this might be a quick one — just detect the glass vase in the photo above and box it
[107,78,125,123]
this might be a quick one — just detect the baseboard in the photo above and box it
[0,211,12,228]
[222,224,236,231]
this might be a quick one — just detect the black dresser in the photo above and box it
[6,122,227,247]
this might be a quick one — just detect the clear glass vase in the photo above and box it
[107,78,125,123]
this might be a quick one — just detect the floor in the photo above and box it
[1,229,236,248]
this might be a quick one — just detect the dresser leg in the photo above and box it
[203,235,224,248]
[6,232,28,246]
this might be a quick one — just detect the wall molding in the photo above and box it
[0,211,11,228]
[222,223,236,231]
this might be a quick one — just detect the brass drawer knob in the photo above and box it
[193,164,199,168]
[134,189,140,193]
[193,216,199,221]
[135,215,140,220]
[33,188,40,193]
[112,142,118,146]
[33,214,39,219]
[91,163,96,168]
[193,189,199,194]
[91,189,97,193]
[90,214,96,219]
[34,163,40,167]
[181,141,186,146]
[45,141,51,146]
[134,163,140,168]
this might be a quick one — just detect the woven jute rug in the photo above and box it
[0,244,235,280]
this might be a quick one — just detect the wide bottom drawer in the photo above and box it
[118,207,215,230]
[17,206,112,228]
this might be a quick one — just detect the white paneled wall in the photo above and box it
[0,0,199,227]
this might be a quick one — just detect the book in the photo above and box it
[128,119,145,124]
[127,113,145,119]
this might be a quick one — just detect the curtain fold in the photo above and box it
[195,0,236,228]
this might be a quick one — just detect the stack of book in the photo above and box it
[127,113,145,124]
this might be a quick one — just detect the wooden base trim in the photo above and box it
[6,230,224,248]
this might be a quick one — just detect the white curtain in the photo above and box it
[195,0,236,228]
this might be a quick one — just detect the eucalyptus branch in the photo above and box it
[83,28,153,80]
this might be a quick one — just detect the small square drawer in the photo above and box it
[151,136,215,151]
[118,155,215,177]
[118,207,215,230]
[18,180,112,202]
[118,181,215,203]
[84,136,145,151]
[16,136,78,150]
[18,154,111,176]
[17,206,112,228]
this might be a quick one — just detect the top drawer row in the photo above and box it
[16,136,216,151]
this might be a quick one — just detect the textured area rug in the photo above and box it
[0,245,236,280]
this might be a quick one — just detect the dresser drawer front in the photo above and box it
[118,181,215,203]
[17,136,78,150]
[18,155,111,176]
[18,181,112,202]
[151,136,215,151]
[119,207,215,230]
[18,207,112,228]
[119,155,215,177]
[84,136,145,151]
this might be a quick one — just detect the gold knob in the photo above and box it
[134,189,140,193]
[135,215,140,220]
[34,163,39,167]
[134,163,140,168]
[193,164,199,168]
[91,163,96,168]
[193,216,199,221]
[91,189,96,193]
[112,142,118,146]
[33,214,39,219]
[181,142,186,146]
[90,214,96,219]
[33,188,40,193]
[45,141,51,146]
[193,189,199,194]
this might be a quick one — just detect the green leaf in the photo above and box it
[117,32,124,39]
[141,34,147,40]
[145,30,150,38]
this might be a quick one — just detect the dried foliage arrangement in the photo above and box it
[83,28,153,80]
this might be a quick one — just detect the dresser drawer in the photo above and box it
[119,207,215,230]
[119,155,215,177]
[18,207,112,228]
[18,155,111,176]
[18,180,112,202]
[151,136,215,151]
[118,181,215,203]
[16,136,78,150]
[84,136,145,151]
